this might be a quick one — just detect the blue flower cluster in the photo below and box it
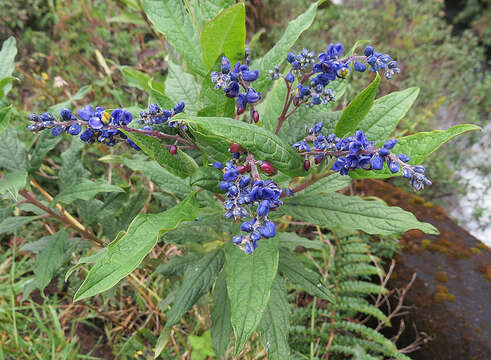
[27,101,186,150]
[215,160,282,254]
[364,46,400,79]
[272,43,400,108]
[138,101,185,127]
[293,121,432,191]
[210,56,262,115]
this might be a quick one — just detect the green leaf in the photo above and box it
[210,270,232,358]
[155,252,203,276]
[252,1,320,93]
[0,216,37,234]
[188,330,215,360]
[335,73,381,137]
[279,249,333,300]
[58,138,86,191]
[123,157,191,199]
[123,131,190,178]
[190,166,222,193]
[350,124,481,179]
[178,149,199,173]
[358,87,420,141]
[0,105,12,134]
[142,0,206,76]
[48,85,92,115]
[300,173,352,195]
[65,247,108,282]
[34,230,70,291]
[258,276,290,359]
[0,170,27,200]
[29,130,63,171]
[0,37,17,96]
[166,248,225,327]
[258,77,287,133]
[154,328,171,359]
[280,193,439,235]
[225,237,279,355]
[74,193,199,301]
[199,0,235,22]
[179,116,305,177]
[52,179,124,205]
[0,129,27,171]
[119,66,152,92]
[165,60,200,114]
[201,3,245,71]
[197,60,235,118]
[108,12,146,26]
[278,232,323,250]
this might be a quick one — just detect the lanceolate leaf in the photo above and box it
[201,3,246,71]
[300,173,352,195]
[0,170,27,199]
[350,124,481,179]
[52,179,124,205]
[358,87,420,141]
[252,1,320,93]
[165,60,200,115]
[178,116,305,177]
[142,0,206,76]
[280,193,438,235]
[258,276,291,360]
[0,36,17,96]
[74,193,199,301]
[210,270,233,357]
[123,157,191,199]
[335,73,381,137]
[0,129,27,172]
[0,105,12,135]
[123,131,191,178]
[166,248,225,327]
[225,237,279,355]
[190,166,222,193]
[279,249,333,301]
[34,230,71,291]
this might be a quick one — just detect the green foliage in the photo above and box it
[335,73,380,137]
[142,0,206,76]
[225,237,280,354]
[280,193,438,235]
[200,3,246,70]
[74,193,199,300]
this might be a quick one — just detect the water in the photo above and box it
[449,124,491,246]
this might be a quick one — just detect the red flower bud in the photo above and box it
[169,145,177,155]
[304,159,311,171]
[229,143,243,153]
[252,110,259,123]
[237,107,246,115]
[260,161,275,175]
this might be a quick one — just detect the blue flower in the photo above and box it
[77,105,94,121]
[354,62,366,72]
[242,69,259,82]
[51,126,63,136]
[89,116,103,130]
[285,72,295,82]
[257,200,270,217]
[258,220,276,238]
[221,56,231,73]
[245,88,261,103]
[60,108,72,121]
[383,139,398,149]
[370,155,384,170]
[68,123,82,135]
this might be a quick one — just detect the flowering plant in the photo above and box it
[0,1,480,358]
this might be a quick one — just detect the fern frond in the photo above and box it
[338,280,387,295]
[339,264,383,278]
[328,344,380,360]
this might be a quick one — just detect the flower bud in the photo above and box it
[304,159,311,171]
[169,144,177,155]
[229,143,243,153]
[259,161,275,175]
[237,107,246,115]
[252,110,259,123]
